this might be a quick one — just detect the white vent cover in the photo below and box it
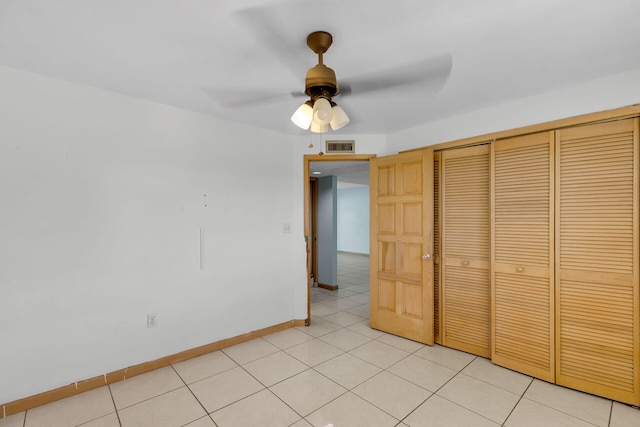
[326,140,355,154]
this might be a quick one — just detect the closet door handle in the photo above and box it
[462,260,469,266]
[422,254,431,260]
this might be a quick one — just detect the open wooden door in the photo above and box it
[370,149,434,344]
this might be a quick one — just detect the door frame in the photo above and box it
[303,154,376,324]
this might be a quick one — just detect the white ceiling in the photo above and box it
[1,0,640,136]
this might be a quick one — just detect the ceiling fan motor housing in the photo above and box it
[305,64,339,98]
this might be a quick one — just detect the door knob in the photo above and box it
[422,254,431,260]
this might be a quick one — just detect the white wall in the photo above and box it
[337,186,370,254]
[388,67,640,151]
[0,66,306,404]
[316,176,338,287]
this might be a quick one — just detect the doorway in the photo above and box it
[303,154,375,323]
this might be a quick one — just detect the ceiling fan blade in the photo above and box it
[339,53,453,97]
[232,3,310,80]
[204,88,292,109]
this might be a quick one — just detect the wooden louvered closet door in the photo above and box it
[556,118,639,405]
[440,145,491,357]
[491,132,555,382]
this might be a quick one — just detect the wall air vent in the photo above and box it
[326,140,355,154]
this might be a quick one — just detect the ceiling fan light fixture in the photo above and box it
[290,32,353,133]
[330,103,350,131]
[309,120,329,133]
[291,100,313,129]
[312,97,332,125]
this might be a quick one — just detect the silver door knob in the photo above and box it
[422,254,431,260]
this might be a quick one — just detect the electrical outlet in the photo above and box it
[147,313,158,328]
[282,223,291,234]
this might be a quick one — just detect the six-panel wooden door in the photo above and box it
[370,150,435,344]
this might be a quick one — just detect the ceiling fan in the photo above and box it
[291,29,453,133]
[290,30,350,133]
[215,3,454,133]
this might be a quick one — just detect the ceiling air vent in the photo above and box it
[326,140,355,154]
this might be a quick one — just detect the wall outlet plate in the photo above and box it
[147,313,158,328]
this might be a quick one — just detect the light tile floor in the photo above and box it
[3,252,640,426]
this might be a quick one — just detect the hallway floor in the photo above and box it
[2,252,639,426]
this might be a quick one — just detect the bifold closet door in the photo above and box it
[556,118,639,405]
[491,132,555,382]
[440,145,491,357]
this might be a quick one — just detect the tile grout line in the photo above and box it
[314,257,459,425]
[309,260,432,423]
[394,356,494,426]
[499,376,535,426]
[231,351,314,421]
[108,382,185,413]
[515,381,613,427]
[221,345,352,426]
[169,364,218,427]
[296,305,388,422]
[305,311,424,425]
[106,383,123,427]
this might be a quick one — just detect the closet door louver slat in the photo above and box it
[491,132,555,381]
[434,152,441,344]
[556,118,639,405]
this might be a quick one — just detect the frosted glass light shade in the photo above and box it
[291,101,313,129]
[312,97,332,125]
[309,120,329,133]
[330,104,350,130]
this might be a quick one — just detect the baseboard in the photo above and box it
[292,319,307,327]
[337,251,370,257]
[317,282,339,291]
[1,318,307,418]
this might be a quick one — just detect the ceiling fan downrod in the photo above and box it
[305,31,339,98]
